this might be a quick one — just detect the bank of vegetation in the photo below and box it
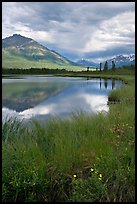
[2,63,134,76]
[2,67,135,202]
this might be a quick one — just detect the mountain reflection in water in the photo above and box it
[2,76,122,122]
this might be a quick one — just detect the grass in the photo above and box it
[2,54,84,71]
[2,69,135,202]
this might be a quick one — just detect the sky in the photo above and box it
[2,2,135,62]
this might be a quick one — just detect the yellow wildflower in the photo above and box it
[91,168,94,172]
[99,174,102,178]
[73,174,77,178]
[98,178,102,181]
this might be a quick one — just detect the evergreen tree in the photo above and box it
[99,62,102,72]
[112,60,115,71]
[104,61,108,71]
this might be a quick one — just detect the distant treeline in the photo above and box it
[2,64,134,75]
[2,68,74,75]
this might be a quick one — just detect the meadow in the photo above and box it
[2,67,135,202]
[2,55,85,71]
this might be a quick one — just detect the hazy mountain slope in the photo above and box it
[76,59,98,67]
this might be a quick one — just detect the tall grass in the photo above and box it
[2,73,135,202]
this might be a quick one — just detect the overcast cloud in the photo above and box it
[2,2,135,62]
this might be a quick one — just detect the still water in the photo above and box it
[2,75,122,122]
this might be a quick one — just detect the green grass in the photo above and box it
[2,57,84,71]
[2,51,84,71]
[2,70,135,202]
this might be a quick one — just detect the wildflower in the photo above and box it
[91,168,94,172]
[98,178,102,181]
[95,171,98,174]
[73,174,77,178]
[99,174,102,178]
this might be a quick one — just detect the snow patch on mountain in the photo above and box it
[76,54,135,68]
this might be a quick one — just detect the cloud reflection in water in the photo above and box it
[2,92,109,122]
[2,76,121,122]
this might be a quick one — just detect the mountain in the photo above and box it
[2,34,78,69]
[76,58,98,67]
[104,54,135,68]
[76,54,135,69]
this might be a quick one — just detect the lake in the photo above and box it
[2,75,122,122]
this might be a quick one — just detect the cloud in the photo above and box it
[2,2,135,61]
[84,11,135,53]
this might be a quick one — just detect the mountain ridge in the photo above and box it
[2,34,77,69]
[76,54,135,69]
[2,34,135,70]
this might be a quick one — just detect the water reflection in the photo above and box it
[104,79,108,89]
[100,78,101,89]
[2,76,121,122]
[2,93,109,122]
[99,78,116,90]
[112,79,115,90]
[2,81,69,111]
